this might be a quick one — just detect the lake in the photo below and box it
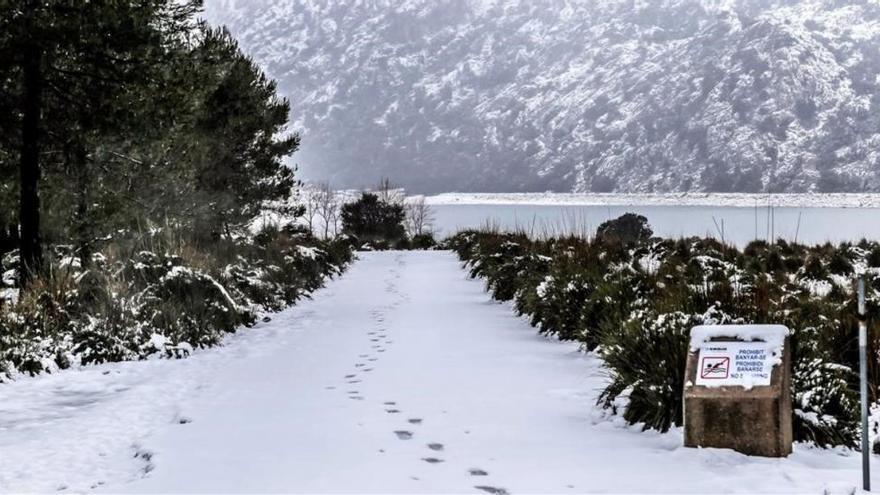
[428,203,880,247]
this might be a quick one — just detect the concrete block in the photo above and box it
[684,325,792,457]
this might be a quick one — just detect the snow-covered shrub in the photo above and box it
[793,357,859,447]
[410,233,438,250]
[460,232,532,302]
[71,303,144,365]
[530,262,613,345]
[452,220,880,449]
[222,257,284,311]
[599,310,703,432]
[776,295,860,447]
[0,226,354,381]
[595,213,653,246]
[0,267,80,376]
[1,249,18,291]
[132,254,255,348]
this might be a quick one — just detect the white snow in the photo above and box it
[0,252,872,493]
[0,288,18,305]
[690,324,790,351]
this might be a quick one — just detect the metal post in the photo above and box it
[859,277,871,491]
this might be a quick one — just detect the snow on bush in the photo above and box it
[449,219,880,449]
[0,227,353,380]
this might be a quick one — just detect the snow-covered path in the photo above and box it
[0,251,871,493]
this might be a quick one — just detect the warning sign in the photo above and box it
[700,356,730,379]
[694,342,776,388]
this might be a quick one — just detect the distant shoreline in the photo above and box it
[422,192,880,208]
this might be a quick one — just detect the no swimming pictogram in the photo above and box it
[700,356,730,379]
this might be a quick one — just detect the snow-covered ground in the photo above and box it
[0,251,872,493]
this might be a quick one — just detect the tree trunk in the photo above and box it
[74,145,92,268]
[19,41,44,284]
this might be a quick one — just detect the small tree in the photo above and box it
[376,177,404,206]
[341,193,406,247]
[405,196,435,237]
[596,213,653,245]
[301,184,321,235]
[315,181,340,239]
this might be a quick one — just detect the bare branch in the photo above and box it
[405,196,434,237]
[315,181,340,239]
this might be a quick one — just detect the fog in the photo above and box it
[207,0,880,194]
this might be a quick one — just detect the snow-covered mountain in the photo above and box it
[205,0,880,193]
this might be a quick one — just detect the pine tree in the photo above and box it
[184,27,299,240]
[0,0,202,279]
[0,2,303,282]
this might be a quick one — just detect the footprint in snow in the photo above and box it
[383,401,396,405]
[474,486,509,495]
[469,469,488,476]
[133,447,155,474]
[368,357,378,362]
[386,409,400,414]
[394,431,413,440]
[422,457,444,464]
[355,363,365,368]
[344,374,356,379]
[427,443,444,451]
[408,418,422,425]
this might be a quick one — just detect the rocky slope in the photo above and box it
[205,0,880,193]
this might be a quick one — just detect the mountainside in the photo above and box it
[205,0,880,193]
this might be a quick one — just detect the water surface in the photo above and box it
[430,204,880,246]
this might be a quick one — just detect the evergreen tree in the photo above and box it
[0,2,301,277]
[0,0,201,279]
[183,27,298,240]
[596,213,653,245]
[341,193,407,247]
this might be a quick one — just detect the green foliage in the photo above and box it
[596,213,653,245]
[599,310,699,432]
[449,216,880,448]
[0,3,351,379]
[0,2,300,267]
[182,27,299,239]
[0,226,353,378]
[410,233,438,250]
[341,193,407,248]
